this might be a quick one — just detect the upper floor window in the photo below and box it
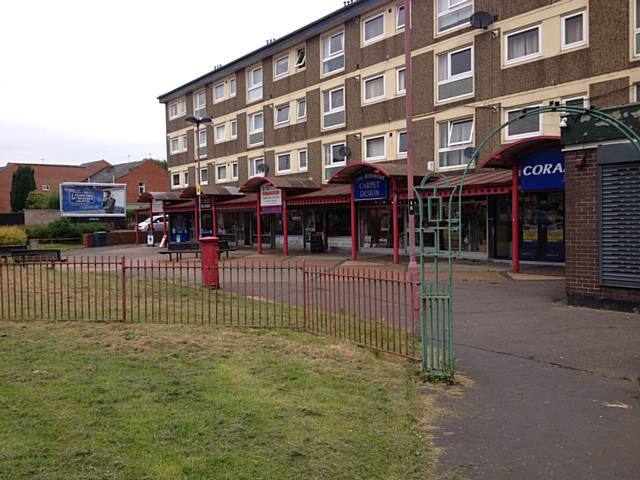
[438,118,474,168]
[364,135,386,162]
[198,129,207,157]
[215,124,226,143]
[635,0,640,56]
[437,0,473,34]
[298,149,308,171]
[322,86,345,129]
[169,135,188,155]
[231,119,238,139]
[322,31,345,75]
[183,171,189,186]
[277,153,292,174]
[229,77,237,97]
[172,173,181,187]
[396,5,405,30]
[297,99,307,120]
[437,46,473,102]
[275,55,289,78]
[505,26,541,65]
[247,66,263,102]
[396,68,406,94]
[363,74,385,103]
[397,130,408,156]
[505,106,541,140]
[324,142,346,181]
[562,11,586,50]
[231,161,239,180]
[217,165,227,182]
[295,47,306,70]
[194,91,206,118]
[250,157,266,177]
[200,168,208,185]
[363,12,384,44]
[42,184,51,192]
[249,112,264,146]
[214,83,225,102]
[563,96,587,108]
[168,99,186,119]
[275,103,290,125]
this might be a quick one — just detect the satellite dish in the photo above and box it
[256,163,268,175]
[336,146,351,160]
[463,147,477,159]
[469,11,493,29]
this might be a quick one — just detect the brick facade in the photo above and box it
[114,160,169,204]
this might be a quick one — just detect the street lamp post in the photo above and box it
[185,114,212,240]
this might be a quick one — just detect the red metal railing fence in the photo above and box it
[0,256,419,361]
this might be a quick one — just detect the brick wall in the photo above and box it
[564,148,640,311]
[116,160,169,205]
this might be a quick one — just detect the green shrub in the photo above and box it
[26,218,112,239]
[25,190,60,210]
[0,226,27,246]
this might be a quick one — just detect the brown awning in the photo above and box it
[137,191,182,202]
[480,136,561,169]
[328,161,428,183]
[180,185,243,200]
[425,170,512,188]
[240,176,321,194]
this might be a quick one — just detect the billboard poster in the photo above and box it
[60,183,126,217]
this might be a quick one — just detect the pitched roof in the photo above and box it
[84,160,144,183]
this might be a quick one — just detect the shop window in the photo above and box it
[363,74,385,103]
[437,0,473,34]
[562,11,587,50]
[249,112,264,145]
[364,135,386,162]
[437,46,473,102]
[194,90,206,118]
[505,26,541,64]
[322,86,345,129]
[363,12,384,44]
[322,31,345,75]
[438,118,474,168]
[247,65,263,102]
[275,103,290,125]
[324,142,346,181]
[277,153,291,173]
[505,106,541,140]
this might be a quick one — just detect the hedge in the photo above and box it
[26,218,111,239]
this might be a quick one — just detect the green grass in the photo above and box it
[0,322,436,479]
[36,242,83,251]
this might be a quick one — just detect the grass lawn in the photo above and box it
[0,322,437,480]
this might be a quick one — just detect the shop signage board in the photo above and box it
[519,148,565,191]
[354,172,389,201]
[260,183,282,207]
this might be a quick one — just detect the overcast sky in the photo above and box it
[0,0,344,167]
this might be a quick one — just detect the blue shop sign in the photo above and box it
[354,172,389,201]
[519,147,565,192]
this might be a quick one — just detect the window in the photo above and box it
[396,68,406,94]
[363,74,385,103]
[295,47,306,70]
[635,0,640,56]
[275,104,290,125]
[169,99,185,119]
[277,153,291,173]
[323,86,345,129]
[229,78,237,97]
[505,106,541,140]
[181,134,188,152]
[170,137,180,154]
[198,129,207,157]
[214,83,225,102]
[247,65,263,102]
[437,0,473,34]
[437,46,473,101]
[438,118,474,168]
[194,91,206,117]
[42,184,51,192]
[183,172,189,186]
[396,5,405,30]
[249,112,264,145]
[250,157,266,177]
[200,168,208,185]
[365,135,386,162]
[505,26,541,64]
[297,99,306,119]
[324,143,346,181]
[231,161,239,180]
[563,96,586,108]
[562,11,586,49]
[215,124,226,143]
[275,55,289,78]
[398,130,408,156]
[217,165,227,182]
[231,119,238,139]
[169,102,178,119]
[322,31,345,75]
[363,12,384,43]
[298,149,308,171]
[172,173,181,187]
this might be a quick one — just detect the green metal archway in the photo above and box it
[414,105,640,378]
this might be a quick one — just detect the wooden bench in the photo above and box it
[11,249,64,263]
[218,240,238,258]
[159,241,200,261]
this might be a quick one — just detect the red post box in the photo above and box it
[200,236,220,288]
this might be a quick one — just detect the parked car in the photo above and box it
[138,215,167,232]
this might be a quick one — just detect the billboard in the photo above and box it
[60,183,126,217]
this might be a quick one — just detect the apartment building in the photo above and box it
[158,0,640,261]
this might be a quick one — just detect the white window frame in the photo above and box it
[438,117,474,170]
[172,173,181,188]
[276,152,292,174]
[297,98,307,120]
[324,142,347,182]
[169,102,178,119]
[42,184,51,192]
[216,164,227,182]
[274,54,290,78]
[364,135,387,162]
[298,149,308,172]
[437,45,474,102]
[397,130,408,157]
[249,112,264,146]
[229,77,237,97]
[247,65,263,103]
[230,119,238,139]
[363,12,385,45]
[194,90,206,117]
[437,0,473,35]
[396,67,406,94]
[213,82,225,103]
[323,86,346,129]
[321,30,345,76]
[504,25,542,65]
[363,74,386,104]
[200,168,208,186]
[275,103,290,126]
[396,4,405,30]
[505,105,542,141]
[295,47,306,70]
[183,172,189,186]
[561,11,587,50]
[215,124,226,143]
[170,137,180,154]
[562,96,589,108]
[231,161,239,180]
[250,157,266,178]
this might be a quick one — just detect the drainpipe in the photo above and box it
[512,163,520,273]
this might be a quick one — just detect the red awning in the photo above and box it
[180,185,243,200]
[480,136,561,169]
[328,161,428,183]
[240,176,320,194]
[137,191,182,203]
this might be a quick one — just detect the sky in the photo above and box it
[0,0,344,167]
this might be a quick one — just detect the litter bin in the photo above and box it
[93,231,107,248]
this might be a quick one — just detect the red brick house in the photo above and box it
[0,160,109,213]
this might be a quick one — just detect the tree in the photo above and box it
[25,191,48,209]
[10,166,36,212]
